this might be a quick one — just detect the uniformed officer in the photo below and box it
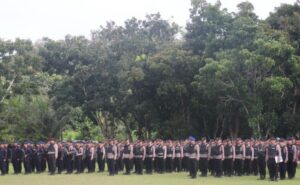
[286,137,297,179]
[36,141,44,173]
[279,139,288,180]
[23,141,33,174]
[173,140,183,172]
[75,142,84,174]
[252,140,259,176]
[213,138,224,177]
[223,139,235,177]
[266,137,282,181]
[29,142,36,173]
[199,137,210,177]
[182,140,190,172]
[106,139,117,176]
[145,140,155,174]
[122,139,133,174]
[47,138,58,175]
[244,139,254,175]
[11,142,24,174]
[118,142,125,173]
[133,140,145,175]
[165,140,174,173]
[0,142,7,175]
[96,142,106,172]
[234,138,245,176]
[257,139,266,180]
[188,137,199,178]
[56,142,65,174]
[65,142,76,174]
[5,142,10,174]
[86,142,96,173]
[155,139,166,173]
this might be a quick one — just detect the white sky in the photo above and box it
[0,0,297,41]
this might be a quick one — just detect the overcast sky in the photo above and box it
[0,0,297,41]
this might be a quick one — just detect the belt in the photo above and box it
[200,154,208,158]
[134,155,143,158]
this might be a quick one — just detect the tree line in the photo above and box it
[1,0,300,141]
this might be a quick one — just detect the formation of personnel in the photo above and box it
[0,137,298,181]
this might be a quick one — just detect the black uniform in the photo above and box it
[234,145,244,176]
[252,145,259,176]
[23,146,32,174]
[267,144,279,181]
[279,145,287,179]
[174,145,182,172]
[47,143,57,175]
[106,144,116,175]
[133,145,144,175]
[199,143,209,176]
[244,145,252,175]
[145,145,154,174]
[223,144,234,176]
[155,145,165,173]
[11,145,24,174]
[56,146,64,173]
[257,144,266,179]
[188,143,198,178]
[36,146,44,173]
[96,146,105,172]
[165,146,174,172]
[0,146,7,175]
[286,144,297,179]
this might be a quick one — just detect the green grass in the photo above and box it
[0,170,299,185]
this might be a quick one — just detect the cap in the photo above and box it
[189,136,196,141]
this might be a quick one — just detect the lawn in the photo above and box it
[0,171,299,185]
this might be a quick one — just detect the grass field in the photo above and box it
[0,170,299,185]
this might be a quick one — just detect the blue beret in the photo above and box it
[189,136,196,141]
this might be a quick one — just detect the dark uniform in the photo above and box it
[188,142,199,178]
[145,144,154,174]
[155,144,166,173]
[182,144,190,172]
[286,142,297,179]
[75,145,84,173]
[86,145,95,173]
[65,145,75,173]
[279,143,288,179]
[0,143,8,175]
[133,144,145,175]
[36,143,44,173]
[244,144,253,175]
[213,143,224,177]
[165,145,174,172]
[257,143,266,179]
[106,143,117,175]
[123,144,133,174]
[252,144,259,176]
[199,142,209,176]
[23,144,32,174]
[234,144,244,176]
[266,143,280,181]
[96,145,105,172]
[11,143,24,174]
[174,144,182,172]
[223,144,234,176]
[56,144,64,174]
[47,142,57,175]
